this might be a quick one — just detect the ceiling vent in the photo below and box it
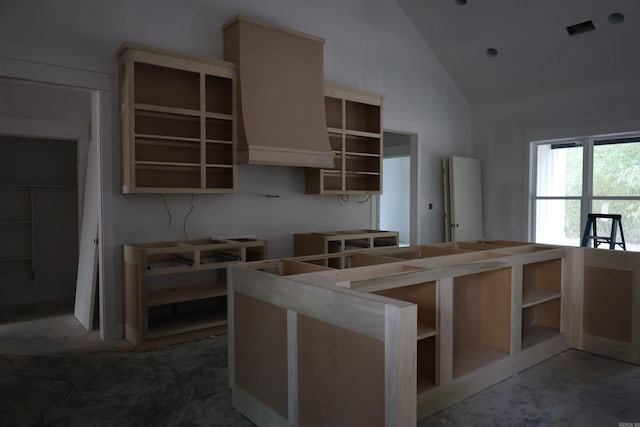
[566,20,596,36]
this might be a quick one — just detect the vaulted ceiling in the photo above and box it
[396,0,640,105]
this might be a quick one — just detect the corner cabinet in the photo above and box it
[119,43,237,193]
[305,83,383,195]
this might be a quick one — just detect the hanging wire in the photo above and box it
[183,194,195,240]
[159,194,172,227]
[357,195,371,204]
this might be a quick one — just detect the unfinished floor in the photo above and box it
[1,315,639,426]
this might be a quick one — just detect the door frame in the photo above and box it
[0,57,117,339]
[374,126,419,245]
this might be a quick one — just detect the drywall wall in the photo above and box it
[0,0,471,337]
[473,76,640,241]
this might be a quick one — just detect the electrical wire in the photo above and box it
[0,355,77,427]
[358,195,371,204]
[160,194,172,227]
[183,194,195,240]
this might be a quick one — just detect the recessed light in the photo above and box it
[454,0,467,5]
[608,12,625,24]
[486,48,498,57]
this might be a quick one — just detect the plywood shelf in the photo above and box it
[121,43,237,194]
[521,325,561,350]
[453,344,509,378]
[417,321,437,340]
[522,288,561,308]
[146,308,228,339]
[148,282,227,306]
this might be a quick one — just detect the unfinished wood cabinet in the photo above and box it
[228,241,574,426]
[123,237,266,349]
[119,43,237,193]
[305,83,383,194]
[572,248,640,364]
[294,229,398,268]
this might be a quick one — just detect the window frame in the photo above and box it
[529,133,640,245]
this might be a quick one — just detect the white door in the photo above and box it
[444,156,483,242]
[74,136,99,330]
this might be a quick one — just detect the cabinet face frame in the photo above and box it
[119,43,237,194]
[305,83,383,195]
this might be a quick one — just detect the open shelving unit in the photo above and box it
[374,281,438,393]
[521,259,562,349]
[123,237,266,349]
[305,83,383,195]
[0,185,35,283]
[453,268,512,378]
[120,43,236,193]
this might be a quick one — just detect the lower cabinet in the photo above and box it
[227,241,639,426]
[123,237,266,349]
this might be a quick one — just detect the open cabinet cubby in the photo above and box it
[453,268,511,378]
[120,43,237,193]
[305,83,382,195]
[521,258,562,349]
[374,281,438,393]
[124,237,266,349]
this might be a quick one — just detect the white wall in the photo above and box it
[473,77,640,241]
[0,0,471,337]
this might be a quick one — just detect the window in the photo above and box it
[531,135,640,250]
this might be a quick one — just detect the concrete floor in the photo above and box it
[1,315,640,426]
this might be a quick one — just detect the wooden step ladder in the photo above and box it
[580,213,626,250]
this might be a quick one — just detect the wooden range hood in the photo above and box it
[223,16,334,168]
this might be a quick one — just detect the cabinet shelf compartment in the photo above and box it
[206,168,234,190]
[417,336,437,393]
[453,268,511,378]
[583,266,632,344]
[135,164,201,189]
[134,62,200,110]
[373,281,437,341]
[206,117,233,142]
[522,259,561,307]
[345,154,381,174]
[135,137,200,164]
[148,281,227,306]
[346,100,380,134]
[345,135,380,156]
[329,133,342,152]
[135,110,200,140]
[522,298,561,349]
[146,296,228,339]
[321,173,342,192]
[205,74,233,115]
[325,96,343,128]
[206,142,233,166]
[345,173,380,192]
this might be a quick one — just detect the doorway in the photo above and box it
[378,131,417,246]
[0,136,79,321]
[0,73,109,350]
